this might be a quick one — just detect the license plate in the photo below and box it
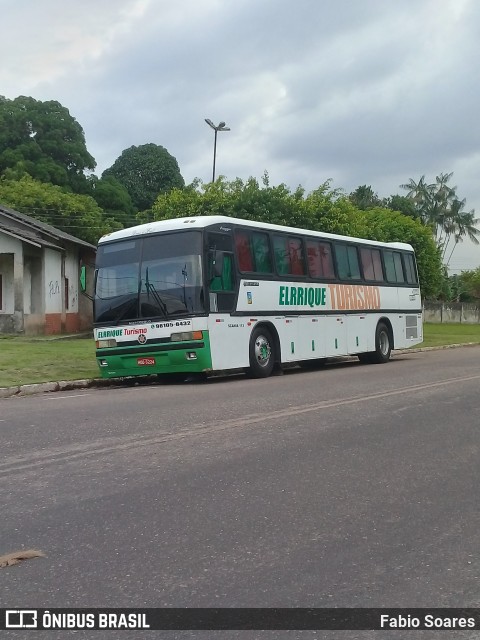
[137,357,155,366]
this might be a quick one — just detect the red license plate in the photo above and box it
[137,357,155,366]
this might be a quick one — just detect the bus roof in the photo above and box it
[99,215,414,252]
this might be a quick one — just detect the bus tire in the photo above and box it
[249,327,275,378]
[357,353,372,364]
[370,322,392,364]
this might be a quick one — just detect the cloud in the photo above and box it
[1,0,479,268]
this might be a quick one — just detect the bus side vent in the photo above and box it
[405,315,418,339]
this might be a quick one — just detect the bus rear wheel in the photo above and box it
[358,322,392,364]
[249,327,275,378]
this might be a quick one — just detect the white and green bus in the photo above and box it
[90,215,422,379]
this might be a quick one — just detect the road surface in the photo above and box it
[1,346,479,638]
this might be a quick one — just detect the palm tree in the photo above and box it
[401,172,479,265]
[444,203,480,266]
[399,175,430,218]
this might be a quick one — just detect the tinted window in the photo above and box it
[360,247,384,282]
[306,240,335,278]
[207,232,235,292]
[235,230,273,273]
[384,250,405,283]
[273,235,306,276]
[403,253,418,284]
[95,231,205,323]
[235,231,254,272]
[251,232,273,273]
[335,244,361,280]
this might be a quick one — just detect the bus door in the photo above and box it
[206,232,237,313]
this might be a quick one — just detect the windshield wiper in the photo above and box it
[145,268,169,318]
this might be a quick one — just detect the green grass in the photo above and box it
[419,322,480,348]
[0,322,479,388]
[0,336,98,388]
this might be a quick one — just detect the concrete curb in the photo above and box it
[0,342,478,399]
[0,377,118,399]
[393,341,479,354]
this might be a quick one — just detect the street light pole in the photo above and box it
[205,119,230,182]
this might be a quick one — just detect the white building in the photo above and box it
[0,204,95,335]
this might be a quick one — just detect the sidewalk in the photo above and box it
[1,342,477,399]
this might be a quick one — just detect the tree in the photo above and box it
[0,95,95,193]
[149,174,357,235]
[148,175,443,297]
[384,194,419,219]
[442,199,480,266]
[453,268,480,301]
[89,175,137,228]
[348,185,382,210]
[0,175,120,244]
[103,143,184,211]
[400,172,479,264]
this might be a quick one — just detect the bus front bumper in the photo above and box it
[95,335,212,379]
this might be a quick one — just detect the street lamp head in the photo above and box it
[205,118,230,132]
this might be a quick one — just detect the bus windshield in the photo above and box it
[94,231,205,324]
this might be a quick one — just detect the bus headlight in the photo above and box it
[96,339,117,348]
[170,331,203,342]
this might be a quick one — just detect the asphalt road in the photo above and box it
[1,346,479,639]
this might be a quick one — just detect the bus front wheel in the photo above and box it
[249,327,275,378]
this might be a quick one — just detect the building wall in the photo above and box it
[44,249,63,314]
[0,228,94,335]
[43,248,62,334]
[43,246,93,335]
[0,253,15,314]
[0,234,24,332]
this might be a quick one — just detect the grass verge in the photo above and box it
[0,322,479,388]
[0,336,98,388]
[418,322,480,348]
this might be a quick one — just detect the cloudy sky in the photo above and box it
[2,0,480,270]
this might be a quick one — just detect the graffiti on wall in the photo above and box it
[68,283,78,307]
[48,280,60,297]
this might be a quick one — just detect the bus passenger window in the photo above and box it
[384,251,405,283]
[273,235,305,275]
[360,248,384,282]
[288,238,305,275]
[235,231,254,272]
[273,236,290,274]
[403,254,418,284]
[252,232,272,273]
[335,244,361,280]
[307,241,334,278]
